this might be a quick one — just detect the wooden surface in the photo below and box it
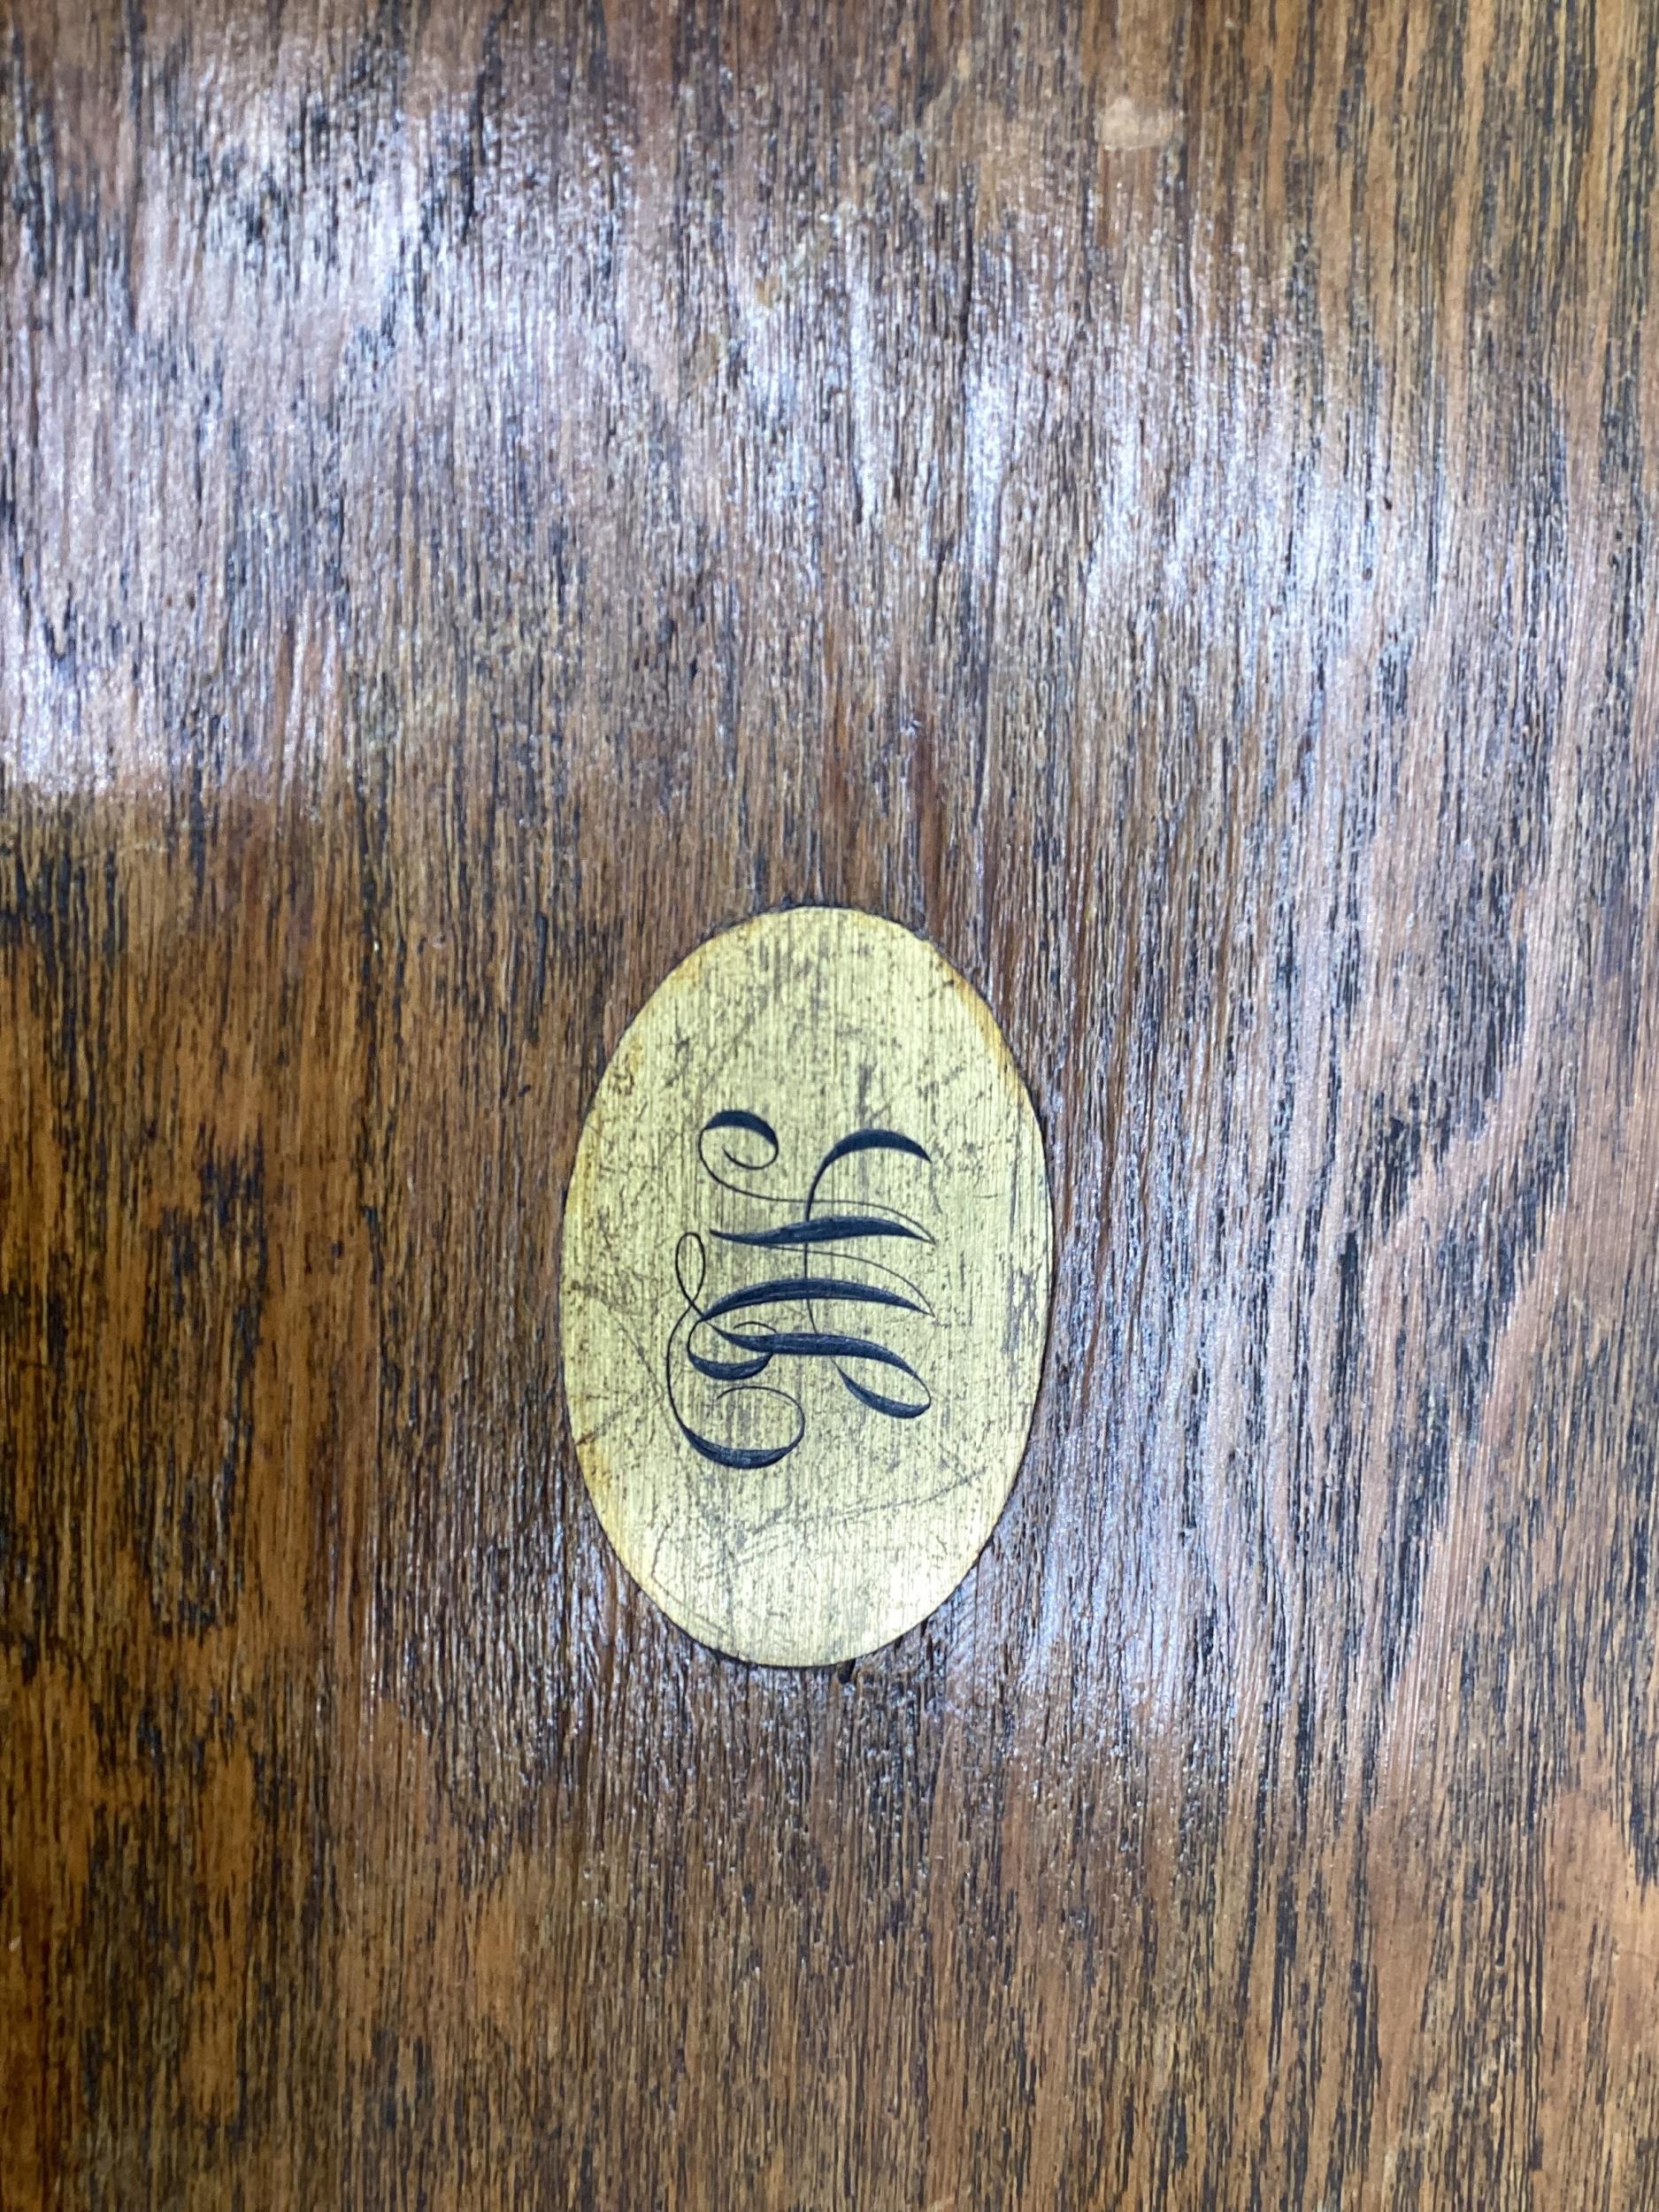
[3,0,1657,2204]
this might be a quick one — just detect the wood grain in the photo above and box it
[2,0,1656,2205]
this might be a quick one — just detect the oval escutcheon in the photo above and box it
[560,907,1053,1666]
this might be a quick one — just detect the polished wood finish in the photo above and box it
[4,2,1657,2205]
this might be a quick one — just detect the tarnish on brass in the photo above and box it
[560,907,1053,1667]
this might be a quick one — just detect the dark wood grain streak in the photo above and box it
[3,1,1657,2205]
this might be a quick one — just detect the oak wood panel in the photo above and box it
[3,1,1657,2205]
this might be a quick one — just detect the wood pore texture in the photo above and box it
[2,1,1657,2207]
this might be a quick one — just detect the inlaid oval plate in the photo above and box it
[560,907,1052,1666]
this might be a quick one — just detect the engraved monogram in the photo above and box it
[564,906,1049,1663]
[664,1110,935,1470]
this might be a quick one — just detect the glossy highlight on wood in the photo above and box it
[3,0,1657,2205]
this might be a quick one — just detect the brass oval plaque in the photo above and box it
[560,907,1052,1666]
